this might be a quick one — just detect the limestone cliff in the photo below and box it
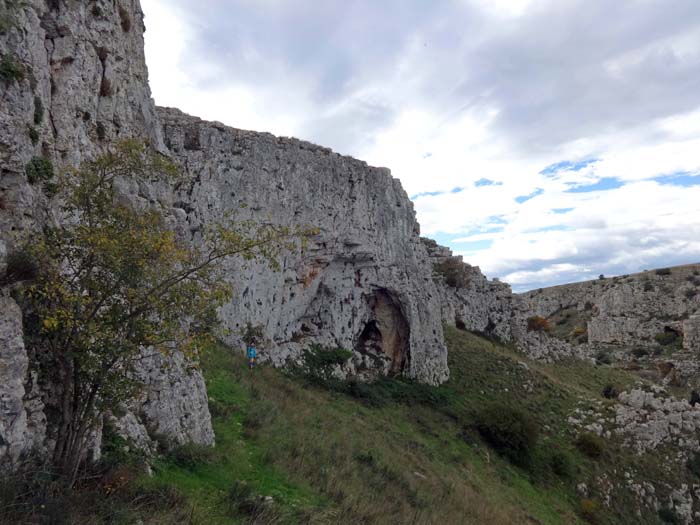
[0,0,200,465]
[0,0,455,464]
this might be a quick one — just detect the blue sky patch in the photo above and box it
[552,207,574,214]
[533,225,571,233]
[410,186,465,199]
[410,190,442,199]
[652,171,700,187]
[566,177,624,193]
[515,188,544,203]
[474,178,503,187]
[540,158,599,177]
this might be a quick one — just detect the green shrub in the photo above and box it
[643,280,654,292]
[0,53,24,83]
[33,96,43,124]
[434,256,469,288]
[3,249,38,284]
[595,351,613,365]
[602,384,619,399]
[475,403,538,467]
[654,331,680,347]
[658,506,680,524]
[527,316,551,333]
[686,451,700,477]
[300,343,352,379]
[27,126,39,145]
[576,432,604,459]
[579,498,599,522]
[690,390,700,407]
[549,448,575,479]
[239,321,264,345]
[25,156,53,184]
[631,346,649,358]
[655,268,672,276]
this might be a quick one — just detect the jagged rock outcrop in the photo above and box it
[421,238,514,341]
[0,295,29,465]
[0,0,202,464]
[684,315,700,352]
[519,266,700,350]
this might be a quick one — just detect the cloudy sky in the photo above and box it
[141,0,700,292]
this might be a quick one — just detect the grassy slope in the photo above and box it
[138,326,674,524]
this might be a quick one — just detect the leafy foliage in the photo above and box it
[654,331,680,348]
[433,256,469,288]
[0,53,24,82]
[299,343,352,380]
[527,316,551,333]
[25,156,53,184]
[686,451,700,478]
[475,403,539,467]
[2,249,38,285]
[17,140,314,484]
[239,321,264,345]
[602,384,619,399]
[575,432,604,459]
[33,96,44,125]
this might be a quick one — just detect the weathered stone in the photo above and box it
[157,107,449,385]
[0,296,29,465]
[683,315,700,352]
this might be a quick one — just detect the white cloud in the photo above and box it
[141,0,700,291]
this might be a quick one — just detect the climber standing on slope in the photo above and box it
[247,339,257,370]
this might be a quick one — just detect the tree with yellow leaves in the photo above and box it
[17,140,312,485]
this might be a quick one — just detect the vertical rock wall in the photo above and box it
[156,107,449,385]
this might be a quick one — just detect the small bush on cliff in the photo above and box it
[0,53,24,83]
[299,343,353,380]
[526,316,551,333]
[2,249,38,285]
[654,331,680,348]
[475,403,538,468]
[15,140,313,486]
[658,506,681,524]
[434,256,469,288]
[25,156,53,184]
[686,451,700,478]
[655,268,672,276]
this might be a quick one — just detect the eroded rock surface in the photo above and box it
[157,106,449,385]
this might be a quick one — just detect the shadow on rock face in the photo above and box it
[356,289,410,376]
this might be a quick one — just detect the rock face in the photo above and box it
[0,0,202,464]
[519,266,700,350]
[0,296,29,465]
[683,315,700,352]
[421,239,514,341]
[157,107,449,385]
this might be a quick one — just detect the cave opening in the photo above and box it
[356,290,410,375]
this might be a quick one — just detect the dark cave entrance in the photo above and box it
[356,290,410,375]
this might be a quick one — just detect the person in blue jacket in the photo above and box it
[246,339,257,369]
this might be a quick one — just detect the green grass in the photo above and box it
[143,328,607,523]
[30,325,686,524]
